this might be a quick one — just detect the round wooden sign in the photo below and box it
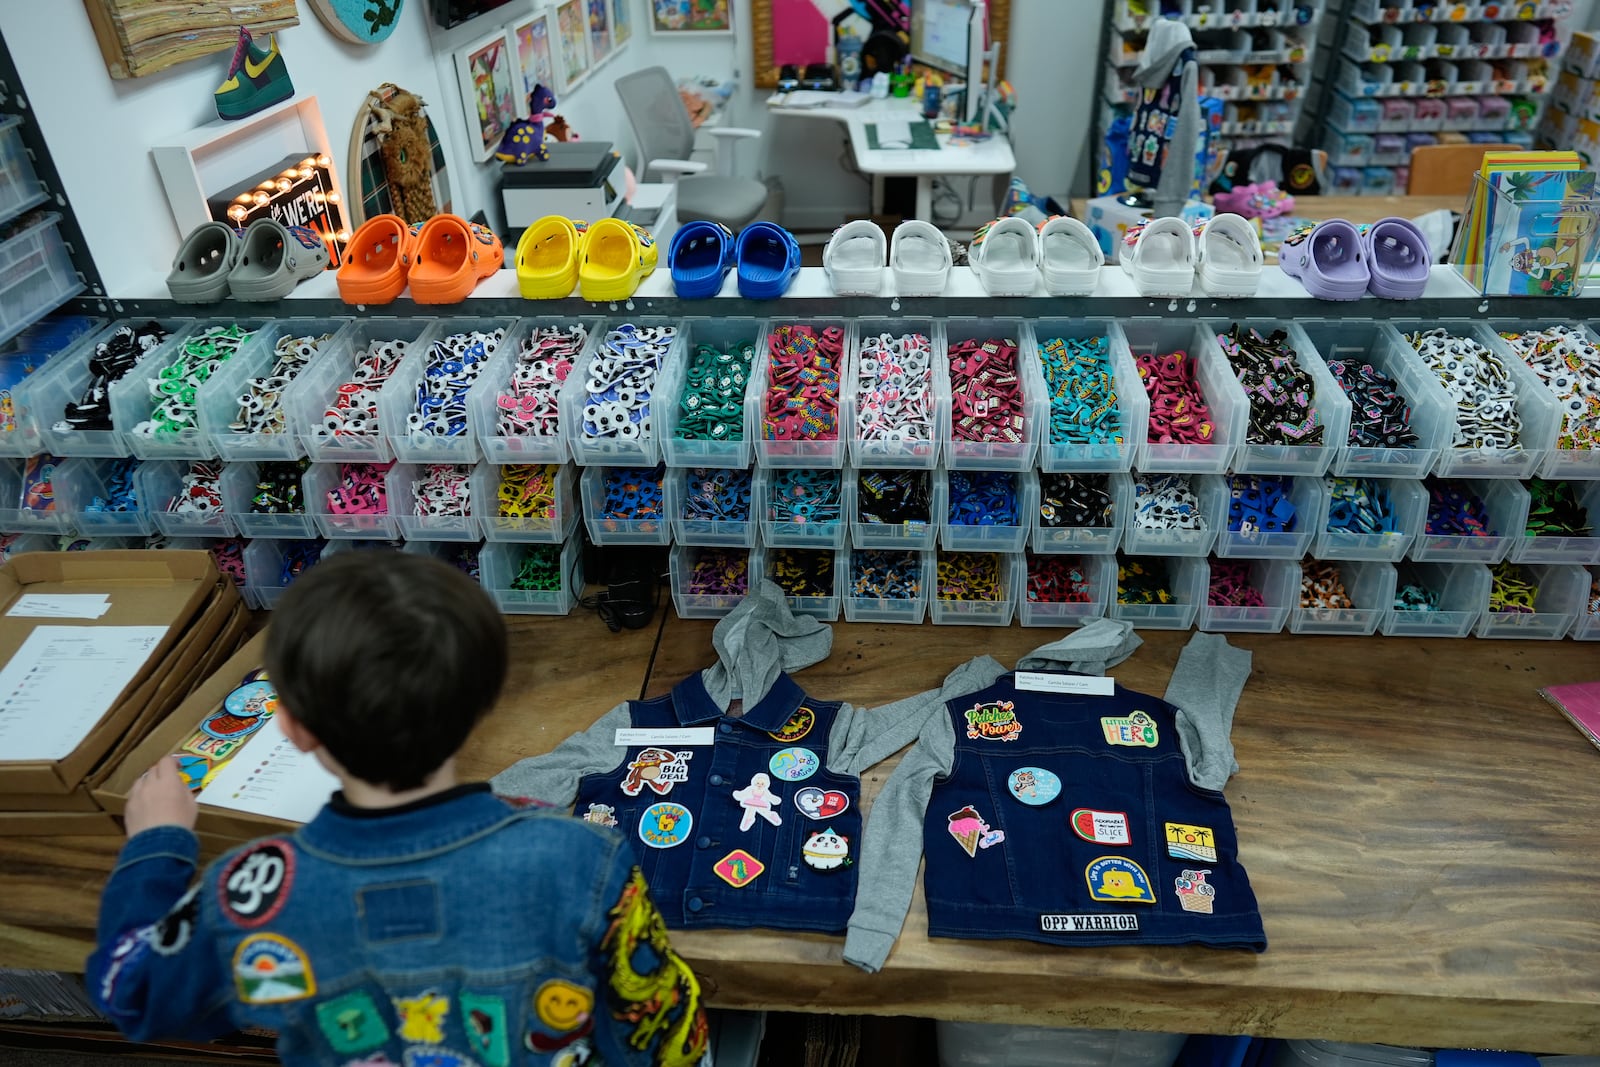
[310,0,406,45]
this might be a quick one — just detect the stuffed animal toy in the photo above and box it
[547,116,577,143]
[376,88,438,223]
[495,84,558,165]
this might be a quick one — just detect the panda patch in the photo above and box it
[801,827,851,872]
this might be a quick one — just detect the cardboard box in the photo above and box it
[0,551,233,795]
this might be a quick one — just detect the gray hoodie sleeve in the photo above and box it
[1165,632,1251,792]
[841,655,1008,973]
[489,702,632,807]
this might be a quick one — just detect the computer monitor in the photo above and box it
[910,0,987,121]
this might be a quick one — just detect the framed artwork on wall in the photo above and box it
[747,0,1011,88]
[512,10,557,100]
[453,29,519,162]
[587,0,613,65]
[648,0,732,35]
[612,0,633,47]
[553,0,593,88]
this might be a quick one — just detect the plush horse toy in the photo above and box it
[494,83,558,164]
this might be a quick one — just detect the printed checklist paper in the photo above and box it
[0,625,168,761]
[199,714,339,824]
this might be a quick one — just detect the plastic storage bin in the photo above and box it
[1214,475,1324,559]
[1123,318,1245,474]
[940,317,1045,472]
[304,461,401,540]
[479,462,579,544]
[848,469,941,551]
[1493,320,1600,480]
[1288,560,1397,635]
[109,319,269,461]
[938,468,1036,553]
[1475,562,1589,639]
[935,1022,1187,1067]
[293,317,435,463]
[1267,1040,1432,1067]
[657,316,763,470]
[1313,477,1427,562]
[0,213,86,349]
[1199,557,1297,633]
[669,465,760,547]
[468,316,600,466]
[1410,478,1528,563]
[840,547,932,624]
[1210,320,1350,476]
[1032,472,1129,556]
[2,456,71,533]
[243,537,329,610]
[1386,320,1560,480]
[1109,554,1205,630]
[387,462,484,541]
[225,461,317,539]
[1298,319,1452,478]
[1121,473,1226,557]
[764,546,845,620]
[380,317,516,466]
[1569,569,1600,640]
[847,316,947,470]
[0,115,48,225]
[480,537,582,615]
[138,459,238,538]
[54,458,154,536]
[1380,562,1491,637]
[929,550,1017,626]
[580,464,670,545]
[752,319,853,470]
[758,467,848,549]
[198,317,353,462]
[1510,480,1600,564]
[564,317,684,468]
[670,544,762,619]
[1030,319,1147,473]
[1015,552,1115,628]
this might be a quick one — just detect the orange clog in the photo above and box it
[408,215,505,304]
[336,214,413,305]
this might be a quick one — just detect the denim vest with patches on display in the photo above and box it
[1127,48,1194,190]
[573,670,862,933]
[923,675,1266,951]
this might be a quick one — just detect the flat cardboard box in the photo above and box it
[98,631,303,843]
[0,810,119,835]
[0,551,228,796]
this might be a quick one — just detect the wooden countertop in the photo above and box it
[4,612,1600,1053]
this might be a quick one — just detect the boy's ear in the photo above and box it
[277,709,320,753]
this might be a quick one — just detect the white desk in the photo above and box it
[766,94,1015,226]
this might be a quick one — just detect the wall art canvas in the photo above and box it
[512,11,557,100]
[554,0,593,88]
[649,0,733,35]
[454,29,519,161]
[612,0,633,45]
[587,0,613,64]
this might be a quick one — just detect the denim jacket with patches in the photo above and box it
[86,784,709,1067]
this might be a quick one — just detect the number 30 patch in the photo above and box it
[218,839,296,928]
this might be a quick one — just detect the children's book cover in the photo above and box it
[1485,168,1598,297]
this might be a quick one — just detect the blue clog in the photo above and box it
[668,220,737,298]
[735,221,801,299]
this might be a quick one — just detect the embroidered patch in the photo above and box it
[533,979,595,1034]
[219,839,295,928]
[802,827,851,871]
[581,803,618,828]
[180,679,277,761]
[1175,868,1217,913]
[1165,822,1219,862]
[460,991,510,1067]
[1071,808,1132,846]
[550,1039,594,1067]
[403,1047,482,1067]
[713,848,765,888]
[946,805,1004,857]
[732,773,783,831]
[1101,710,1159,748]
[964,699,1022,741]
[394,990,450,1043]
[233,933,316,1003]
[768,746,819,781]
[1039,913,1141,933]
[620,748,693,796]
[316,990,389,1055]
[600,868,709,1064]
[637,802,693,849]
[767,705,816,742]
[793,785,850,820]
[150,884,200,956]
[1085,857,1157,904]
[1007,767,1061,806]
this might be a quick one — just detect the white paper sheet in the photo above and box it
[0,625,168,761]
[7,594,111,619]
[198,713,340,824]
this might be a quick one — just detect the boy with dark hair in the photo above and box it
[87,552,707,1067]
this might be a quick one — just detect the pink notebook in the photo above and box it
[1540,681,1600,752]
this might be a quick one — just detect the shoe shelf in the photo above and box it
[1112,0,1320,34]
[1347,0,1570,22]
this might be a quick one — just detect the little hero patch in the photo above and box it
[1085,857,1157,904]
[767,705,816,742]
[219,839,295,928]
[233,933,316,1003]
[1165,822,1218,862]
[1101,710,1159,747]
[964,699,1022,742]
[620,748,693,797]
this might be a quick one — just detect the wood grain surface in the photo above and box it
[6,610,1600,1052]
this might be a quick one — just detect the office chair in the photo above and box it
[615,66,768,232]
[1407,143,1517,197]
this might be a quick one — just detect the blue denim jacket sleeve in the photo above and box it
[587,847,711,1067]
[491,702,632,806]
[86,826,234,1041]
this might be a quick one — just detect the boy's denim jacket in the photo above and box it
[86,784,708,1067]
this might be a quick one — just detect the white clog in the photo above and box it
[890,220,952,296]
[1118,216,1196,297]
[1037,215,1103,296]
[823,219,887,296]
[1195,212,1263,298]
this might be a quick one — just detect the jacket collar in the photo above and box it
[669,669,806,733]
[296,784,522,863]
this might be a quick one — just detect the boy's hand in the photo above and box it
[125,757,198,838]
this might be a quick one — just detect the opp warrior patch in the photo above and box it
[1039,913,1140,933]
[218,839,295,928]
[964,699,1022,742]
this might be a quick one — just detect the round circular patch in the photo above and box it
[218,839,295,928]
[309,0,405,44]
[637,802,693,849]
[1007,767,1061,806]
[767,705,816,742]
[768,747,820,782]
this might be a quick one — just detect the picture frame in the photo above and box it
[511,10,558,101]
[748,0,1012,89]
[612,0,633,47]
[587,0,613,65]
[453,28,520,162]
[648,0,732,36]
[553,0,593,89]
